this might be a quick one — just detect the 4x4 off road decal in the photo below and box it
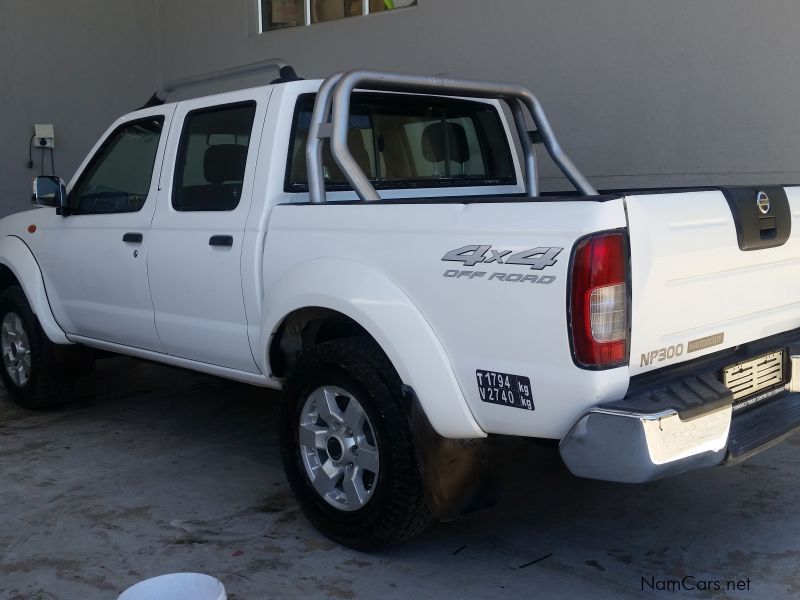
[441,244,562,285]
[443,245,562,269]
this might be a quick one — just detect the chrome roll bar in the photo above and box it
[307,69,597,203]
[306,73,343,206]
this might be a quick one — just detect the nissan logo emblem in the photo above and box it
[756,191,770,214]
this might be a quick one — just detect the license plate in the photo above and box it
[723,350,785,404]
[476,369,534,411]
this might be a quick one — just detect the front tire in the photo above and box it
[0,286,75,410]
[279,337,433,550]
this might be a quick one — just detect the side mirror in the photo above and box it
[32,176,69,214]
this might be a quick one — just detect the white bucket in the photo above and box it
[118,573,226,600]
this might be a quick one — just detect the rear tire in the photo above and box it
[279,337,433,550]
[0,286,76,410]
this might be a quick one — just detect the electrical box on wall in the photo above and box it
[33,124,55,149]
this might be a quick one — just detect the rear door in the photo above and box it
[147,90,270,373]
[625,186,800,375]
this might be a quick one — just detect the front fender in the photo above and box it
[261,258,485,439]
[0,236,69,344]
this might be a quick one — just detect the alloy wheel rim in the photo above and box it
[1,312,31,387]
[298,385,380,511]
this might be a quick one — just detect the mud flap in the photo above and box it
[47,323,95,378]
[407,389,500,521]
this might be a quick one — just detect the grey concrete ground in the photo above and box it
[1,357,799,600]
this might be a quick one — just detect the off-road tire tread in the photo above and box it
[0,286,74,410]
[281,336,434,550]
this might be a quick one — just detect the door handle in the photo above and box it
[209,235,233,247]
[122,232,143,244]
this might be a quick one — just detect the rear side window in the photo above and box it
[286,93,516,192]
[69,117,164,215]
[172,102,257,211]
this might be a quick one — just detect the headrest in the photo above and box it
[321,129,373,181]
[291,129,372,182]
[204,144,248,184]
[421,122,470,163]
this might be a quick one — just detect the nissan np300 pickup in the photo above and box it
[1,60,799,549]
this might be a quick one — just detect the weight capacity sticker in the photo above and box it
[476,369,534,411]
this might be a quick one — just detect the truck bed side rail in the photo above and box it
[306,70,597,203]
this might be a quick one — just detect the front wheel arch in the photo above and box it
[0,235,70,345]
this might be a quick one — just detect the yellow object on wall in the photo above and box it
[313,0,411,22]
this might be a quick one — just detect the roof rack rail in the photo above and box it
[307,70,597,203]
[139,58,299,109]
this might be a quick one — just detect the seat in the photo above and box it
[290,128,373,185]
[421,122,470,174]
[176,143,248,211]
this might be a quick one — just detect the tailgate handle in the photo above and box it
[759,216,777,240]
[722,187,791,251]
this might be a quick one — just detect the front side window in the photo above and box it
[172,102,257,212]
[287,94,516,192]
[69,117,164,215]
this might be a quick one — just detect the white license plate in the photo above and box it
[723,350,785,403]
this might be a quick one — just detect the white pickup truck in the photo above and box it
[2,60,800,549]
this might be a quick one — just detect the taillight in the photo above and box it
[569,231,629,368]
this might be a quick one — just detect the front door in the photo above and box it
[38,108,173,351]
[147,93,268,373]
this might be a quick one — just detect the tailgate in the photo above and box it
[626,186,800,376]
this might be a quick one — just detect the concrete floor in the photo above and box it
[1,358,799,600]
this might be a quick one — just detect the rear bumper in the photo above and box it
[559,349,800,483]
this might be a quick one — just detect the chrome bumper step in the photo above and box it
[599,372,732,420]
[727,392,800,464]
[559,345,800,483]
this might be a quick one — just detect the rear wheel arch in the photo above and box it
[260,258,484,439]
[269,307,374,379]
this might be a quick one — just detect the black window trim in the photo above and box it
[68,115,166,216]
[283,92,518,195]
[171,99,258,213]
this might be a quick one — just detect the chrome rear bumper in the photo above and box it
[560,404,731,483]
[559,349,800,483]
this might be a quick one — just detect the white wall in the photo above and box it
[156,0,800,191]
[3,0,800,217]
[0,0,159,216]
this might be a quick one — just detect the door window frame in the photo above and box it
[171,100,258,213]
[67,115,167,216]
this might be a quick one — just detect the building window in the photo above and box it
[261,0,304,31]
[260,0,416,32]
